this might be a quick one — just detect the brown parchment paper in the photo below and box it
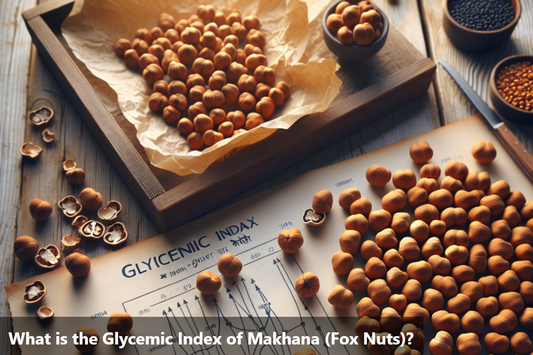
[62,0,342,176]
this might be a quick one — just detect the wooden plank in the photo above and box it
[0,1,38,354]
[420,0,533,150]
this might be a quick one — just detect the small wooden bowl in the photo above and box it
[489,54,533,125]
[322,2,389,62]
[442,0,521,52]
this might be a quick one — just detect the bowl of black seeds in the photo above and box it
[442,0,521,52]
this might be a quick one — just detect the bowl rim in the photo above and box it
[322,1,389,49]
[442,0,521,35]
[490,54,533,115]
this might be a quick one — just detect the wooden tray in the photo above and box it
[22,0,436,231]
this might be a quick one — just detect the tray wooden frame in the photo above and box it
[23,0,436,231]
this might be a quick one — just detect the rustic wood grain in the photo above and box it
[0,1,38,353]
[420,0,533,150]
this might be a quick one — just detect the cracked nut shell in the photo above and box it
[15,235,40,261]
[42,129,55,143]
[37,306,54,320]
[65,252,91,277]
[80,220,105,239]
[103,222,128,245]
[23,281,47,304]
[20,142,43,160]
[35,245,60,269]
[98,201,123,222]
[302,209,326,226]
[58,196,82,218]
[29,106,54,126]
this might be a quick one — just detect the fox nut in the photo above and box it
[312,189,333,214]
[471,141,496,163]
[410,141,433,163]
[75,326,99,353]
[445,160,469,181]
[382,189,407,213]
[295,272,320,298]
[338,188,361,209]
[366,164,391,187]
[29,198,53,221]
[347,268,369,291]
[79,188,103,211]
[339,230,361,254]
[196,270,221,295]
[328,285,354,309]
[429,331,453,355]
[484,333,509,354]
[65,252,91,277]
[107,311,133,336]
[332,251,354,275]
[456,333,482,355]
[15,235,40,261]
[393,169,417,190]
[278,228,304,254]
[217,253,243,278]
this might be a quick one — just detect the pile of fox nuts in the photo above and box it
[290,140,533,355]
[114,6,291,150]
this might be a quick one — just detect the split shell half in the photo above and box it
[37,306,54,320]
[72,215,89,229]
[20,142,43,159]
[103,222,128,246]
[23,281,47,304]
[28,106,54,126]
[62,158,76,171]
[35,245,61,269]
[302,209,326,226]
[61,235,81,252]
[42,129,55,143]
[58,196,82,218]
[80,220,105,239]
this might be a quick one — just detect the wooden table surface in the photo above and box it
[1,0,532,352]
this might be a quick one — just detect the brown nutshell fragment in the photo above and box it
[103,222,128,246]
[42,129,55,143]
[35,245,61,269]
[28,106,54,126]
[98,201,123,222]
[20,142,43,159]
[37,306,54,320]
[23,281,47,304]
